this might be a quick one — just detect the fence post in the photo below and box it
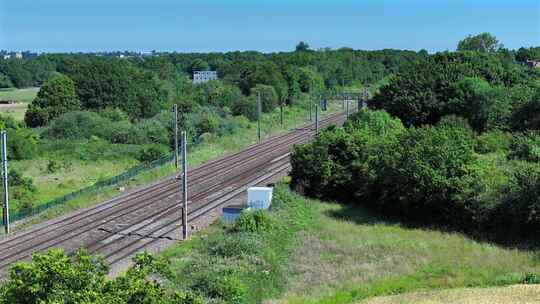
[346,98,349,118]
[181,131,188,240]
[1,131,9,234]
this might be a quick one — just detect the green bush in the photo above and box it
[192,272,248,304]
[508,131,540,162]
[234,209,275,233]
[523,273,540,284]
[207,233,263,258]
[291,110,404,200]
[378,125,477,222]
[0,249,202,304]
[232,96,257,121]
[6,128,38,160]
[492,162,540,237]
[475,130,512,154]
[9,169,36,192]
[195,111,221,134]
[137,144,169,163]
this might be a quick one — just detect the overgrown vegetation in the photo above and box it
[157,184,316,303]
[0,249,203,304]
[291,39,540,243]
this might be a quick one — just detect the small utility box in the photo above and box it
[247,187,273,210]
[222,205,246,224]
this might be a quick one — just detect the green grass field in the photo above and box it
[0,87,39,103]
[0,87,39,120]
[280,200,540,303]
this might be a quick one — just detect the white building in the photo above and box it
[193,71,217,84]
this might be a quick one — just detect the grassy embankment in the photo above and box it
[9,101,340,230]
[156,183,540,303]
[0,87,39,120]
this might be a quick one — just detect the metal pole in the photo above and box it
[309,102,312,121]
[173,104,179,169]
[315,105,319,134]
[257,92,262,143]
[346,99,349,118]
[280,104,284,127]
[181,131,188,240]
[2,131,9,234]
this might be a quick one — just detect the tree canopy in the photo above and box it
[457,32,503,53]
[25,74,81,127]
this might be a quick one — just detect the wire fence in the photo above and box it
[10,153,176,222]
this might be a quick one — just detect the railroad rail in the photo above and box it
[0,110,348,276]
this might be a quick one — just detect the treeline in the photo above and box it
[291,41,540,243]
[0,46,426,126]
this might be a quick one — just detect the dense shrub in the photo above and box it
[508,131,540,162]
[9,169,36,192]
[9,169,37,215]
[0,249,202,304]
[6,128,38,160]
[492,162,540,237]
[232,96,257,121]
[234,209,275,233]
[291,110,404,200]
[511,90,540,131]
[475,130,512,154]
[377,124,477,223]
[136,144,169,163]
[290,109,540,239]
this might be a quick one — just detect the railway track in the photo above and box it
[0,110,348,275]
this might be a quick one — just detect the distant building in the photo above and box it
[526,60,540,69]
[2,55,10,60]
[193,71,218,84]
[14,52,22,59]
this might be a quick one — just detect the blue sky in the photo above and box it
[0,0,538,53]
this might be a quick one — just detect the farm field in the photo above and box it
[0,87,39,103]
[360,285,540,304]
[0,87,38,120]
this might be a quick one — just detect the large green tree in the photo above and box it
[24,74,81,127]
[457,32,503,53]
[60,59,166,119]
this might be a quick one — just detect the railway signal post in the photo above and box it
[181,131,188,240]
[172,104,179,169]
[1,131,9,234]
